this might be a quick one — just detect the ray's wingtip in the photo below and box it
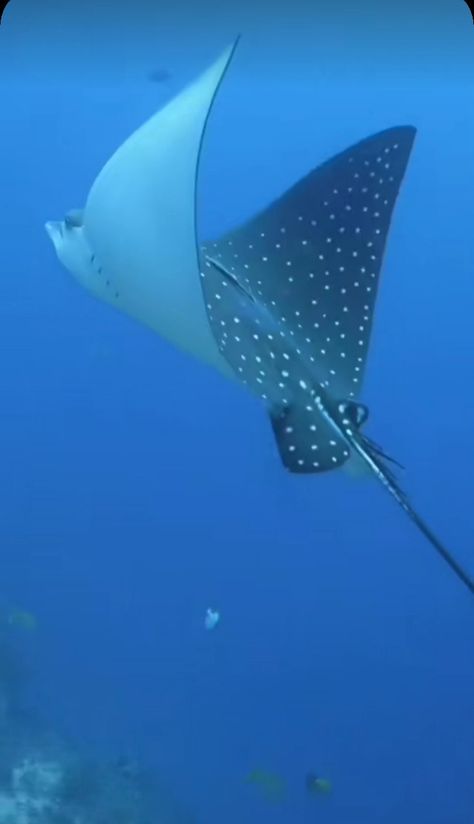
[399,124,417,140]
[389,124,417,136]
[383,124,418,150]
[380,124,417,137]
[220,34,241,65]
[230,33,242,53]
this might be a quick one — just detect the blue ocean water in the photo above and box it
[0,1,473,822]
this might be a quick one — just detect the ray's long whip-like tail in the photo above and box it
[351,432,474,596]
[407,505,474,595]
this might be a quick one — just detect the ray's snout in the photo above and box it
[45,220,62,246]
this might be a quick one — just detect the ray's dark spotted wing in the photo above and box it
[202,126,416,400]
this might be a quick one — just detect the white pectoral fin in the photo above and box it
[82,41,240,375]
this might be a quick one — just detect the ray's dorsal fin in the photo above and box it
[204,126,416,399]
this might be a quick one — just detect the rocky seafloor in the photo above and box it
[0,633,194,824]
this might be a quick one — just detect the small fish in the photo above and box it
[5,607,37,631]
[306,772,332,795]
[246,769,286,802]
[204,607,220,630]
[148,68,171,84]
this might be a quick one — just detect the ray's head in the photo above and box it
[45,209,94,287]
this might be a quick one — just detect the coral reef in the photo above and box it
[0,757,62,823]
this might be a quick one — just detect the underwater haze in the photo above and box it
[0,0,473,822]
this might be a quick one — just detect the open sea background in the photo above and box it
[0,0,473,821]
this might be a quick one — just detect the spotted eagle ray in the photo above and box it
[45,40,473,596]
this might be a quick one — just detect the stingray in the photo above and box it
[45,40,473,597]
